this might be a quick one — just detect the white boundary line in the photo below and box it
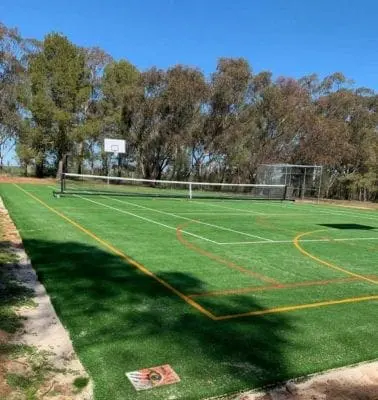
[253,199,378,221]
[105,196,274,242]
[221,198,378,220]
[315,209,378,222]
[218,237,378,245]
[54,188,378,247]
[158,212,308,216]
[193,198,378,224]
[54,182,378,222]
[75,195,219,244]
[191,200,265,215]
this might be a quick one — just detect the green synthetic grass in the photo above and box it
[0,183,377,400]
[62,176,285,201]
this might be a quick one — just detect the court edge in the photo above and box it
[13,184,378,320]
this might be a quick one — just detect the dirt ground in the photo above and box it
[0,198,93,400]
[221,360,378,400]
[302,198,378,210]
[0,176,56,185]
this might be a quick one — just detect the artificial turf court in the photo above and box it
[1,182,378,399]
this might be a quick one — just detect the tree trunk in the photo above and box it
[117,154,122,177]
[35,160,44,178]
[77,160,82,175]
[156,170,162,180]
[77,142,83,174]
[142,162,152,180]
[101,153,108,175]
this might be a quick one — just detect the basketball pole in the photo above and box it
[107,153,111,184]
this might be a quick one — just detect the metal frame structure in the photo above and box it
[256,164,323,202]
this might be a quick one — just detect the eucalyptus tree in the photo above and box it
[203,57,253,181]
[122,65,208,180]
[28,33,90,176]
[72,47,113,173]
[0,23,33,168]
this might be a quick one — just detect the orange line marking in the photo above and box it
[176,222,280,285]
[16,186,378,320]
[14,184,217,320]
[293,230,378,285]
[189,276,368,298]
[214,294,378,320]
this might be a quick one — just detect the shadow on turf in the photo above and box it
[319,223,377,230]
[20,238,296,399]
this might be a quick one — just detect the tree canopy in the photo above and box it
[1,22,377,201]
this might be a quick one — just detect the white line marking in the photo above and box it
[327,237,378,242]
[165,212,308,216]
[194,198,378,223]
[315,209,378,222]
[191,200,265,215]
[106,196,274,242]
[54,182,378,222]
[221,199,378,219]
[218,237,378,245]
[259,199,378,221]
[75,195,219,244]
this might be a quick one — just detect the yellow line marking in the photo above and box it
[215,295,378,320]
[176,222,280,285]
[14,185,378,320]
[14,184,217,320]
[293,230,378,285]
[188,276,367,298]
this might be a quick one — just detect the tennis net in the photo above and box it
[55,173,289,201]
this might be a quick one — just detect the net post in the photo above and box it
[60,173,65,193]
[189,182,193,200]
[302,168,306,200]
[283,185,288,201]
[317,166,323,204]
[59,153,68,194]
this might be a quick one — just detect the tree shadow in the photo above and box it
[20,238,295,400]
[319,223,377,230]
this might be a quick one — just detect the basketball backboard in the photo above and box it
[104,138,126,154]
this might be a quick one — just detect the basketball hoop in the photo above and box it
[105,139,126,155]
[110,144,119,154]
[104,138,126,183]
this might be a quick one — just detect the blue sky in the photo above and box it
[1,0,377,164]
[1,0,377,89]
